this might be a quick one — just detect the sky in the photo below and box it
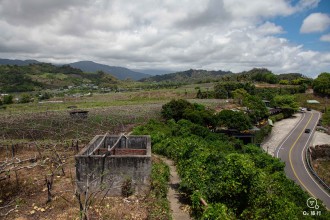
[0,0,329,78]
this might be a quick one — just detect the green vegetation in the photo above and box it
[161,99,215,127]
[322,109,330,127]
[2,94,13,104]
[140,69,231,83]
[214,82,255,99]
[0,63,119,92]
[148,158,171,219]
[273,95,299,118]
[243,95,269,123]
[133,100,330,219]
[313,72,330,96]
[216,110,252,131]
[250,68,279,84]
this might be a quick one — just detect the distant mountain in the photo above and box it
[0,63,118,93]
[0,58,40,66]
[140,69,232,83]
[132,68,174,76]
[69,61,150,80]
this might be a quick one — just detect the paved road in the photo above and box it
[275,111,330,209]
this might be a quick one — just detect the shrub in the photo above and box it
[161,99,193,121]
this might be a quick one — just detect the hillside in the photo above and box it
[0,63,118,92]
[140,69,232,83]
[0,59,150,81]
[69,61,150,80]
[0,58,40,66]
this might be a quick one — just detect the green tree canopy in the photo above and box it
[313,72,330,96]
[216,110,252,131]
[243,95,269,123]
[273,95,298,118]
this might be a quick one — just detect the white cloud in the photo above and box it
[300,13,330,33]
[320,34,330,42]
[0,0,328,77]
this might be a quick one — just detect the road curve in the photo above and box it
[275,111,330,209]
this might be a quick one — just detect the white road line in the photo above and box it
[275,113,306,158]
[301,112,330,199]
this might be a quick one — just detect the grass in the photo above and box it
[147,156,171,220]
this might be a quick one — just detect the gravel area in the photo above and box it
[261,113,303,156]
[311,131,330,146]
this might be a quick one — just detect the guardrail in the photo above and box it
[305,146,330,193]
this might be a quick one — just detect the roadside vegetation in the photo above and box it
[0,62,329,219]
[133,99,330,219]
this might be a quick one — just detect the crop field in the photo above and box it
[0,86,225,219]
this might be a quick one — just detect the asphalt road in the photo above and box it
[275,111,330,210]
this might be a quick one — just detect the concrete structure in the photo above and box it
[75,134,151,196]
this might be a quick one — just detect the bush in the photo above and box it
[269,113,284,123]
[19,94,32,103]
[161,99,193,121]
[133,116,330,219]
[216,110,252,131]
[2,95,13,104]
[147,159,171,219]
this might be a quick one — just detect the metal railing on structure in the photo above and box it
[305,146,330,193]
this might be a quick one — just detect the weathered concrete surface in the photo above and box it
[75,135,151,196]
[311,131,330,146]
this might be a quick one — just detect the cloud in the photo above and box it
[0,0,328,77]
[300,13,330,33]
[320,34,330,42]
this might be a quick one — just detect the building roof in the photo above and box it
[307,100,320,104]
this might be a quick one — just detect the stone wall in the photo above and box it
[75,135,151,196]
[310,144,330,160]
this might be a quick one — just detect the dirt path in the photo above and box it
[159,156,192,220]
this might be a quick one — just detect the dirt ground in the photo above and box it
[311,131,330,146]
[0,143,150,220]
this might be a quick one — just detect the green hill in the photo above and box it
[0,63,118,93]
[140,69,232,83]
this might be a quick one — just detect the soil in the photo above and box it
[158,156,191,220]
[0,143,149,220]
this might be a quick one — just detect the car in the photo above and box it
[305,129,311,133]
[307,108,311,111]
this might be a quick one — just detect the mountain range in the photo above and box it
[68,61,150,80]
[0,59,150,81]
[0,58,40,66]
[139,69,233,83]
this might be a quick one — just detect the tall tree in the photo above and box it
[273,95,298,118]
[313,72,330,96]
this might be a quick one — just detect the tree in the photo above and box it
[232,88,248,104]
[273,95,298,118]
[243,95,269,123]
[216,110,252,131]
[279,80,289,85]
[161,99,194,121]
[313,72,330,96]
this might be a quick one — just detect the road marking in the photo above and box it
[301,112,330,200]
[289,113,316,197]
[275,113,306,158]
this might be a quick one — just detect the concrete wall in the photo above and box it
[75,135,151,196]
